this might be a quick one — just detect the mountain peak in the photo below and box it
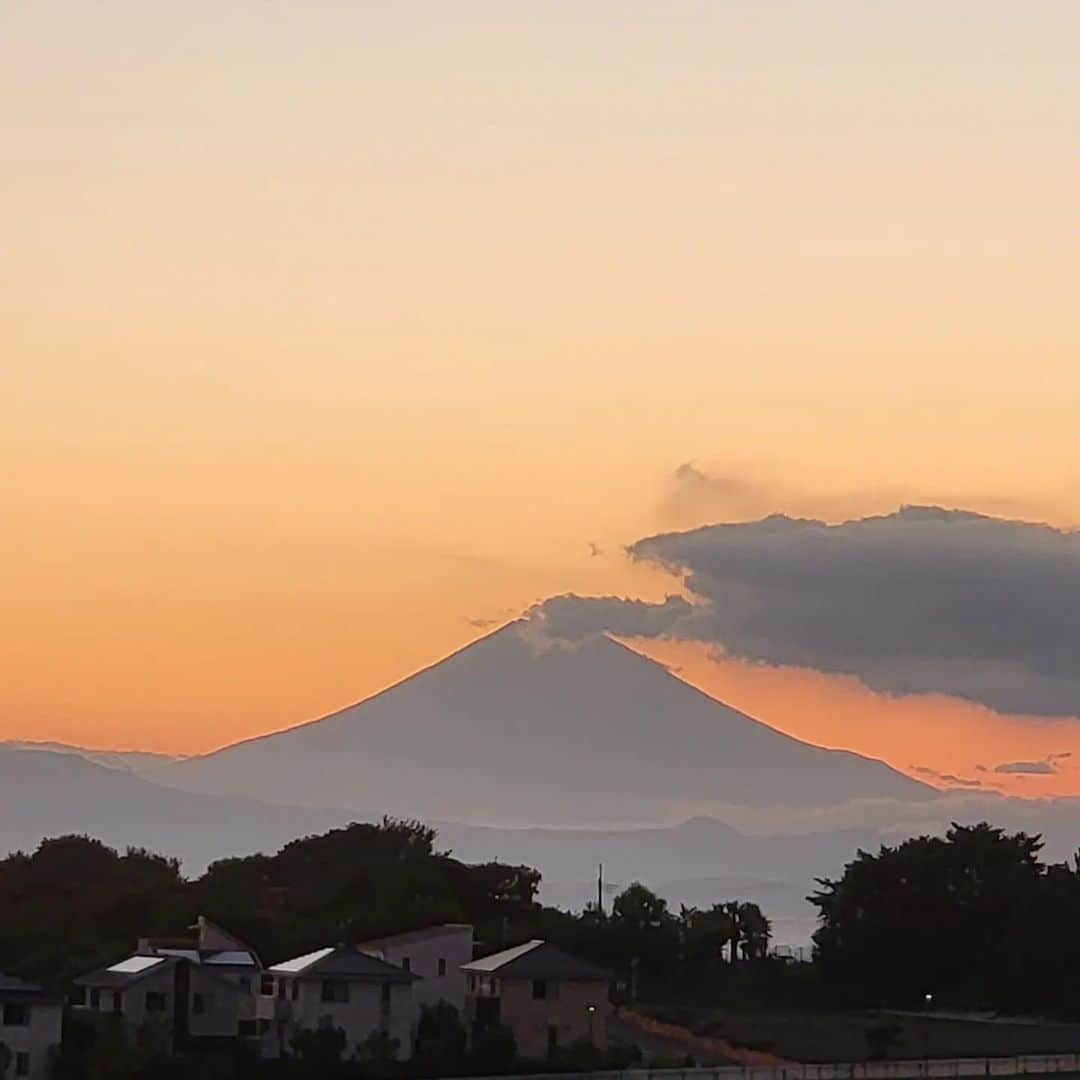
[159,622,932,826]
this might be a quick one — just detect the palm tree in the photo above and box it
[737,902,772,960]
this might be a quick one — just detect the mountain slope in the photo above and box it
[159,623,933,824]
[0,748,355,873]
[0,739,181,775]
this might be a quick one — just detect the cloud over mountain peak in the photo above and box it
[528,507,1080,719]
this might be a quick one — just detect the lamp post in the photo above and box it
[587,1004,596,1046]
[924,993,934,1074]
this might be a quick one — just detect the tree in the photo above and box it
[611,883,670,932]
[411,1002,468,1076]
[290,1026,346,1075]
[735,902,771,960]
[810,822,1055,1009]
[678,904,735,970]
[468,1023,516,1075]
[356,1028,401,1077]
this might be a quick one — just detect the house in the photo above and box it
[136,916,263,1002]
[258,945,418,1060]
[0,973,63,1080]
[72,917,262,1047]
[358,924,473,1013]
[463,940,611,1060]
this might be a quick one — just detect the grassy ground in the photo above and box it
[637,1006,1080,1064]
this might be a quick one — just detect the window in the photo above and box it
[192,992,213,1015]
[3,1002,30,1026]
[260,974,275,997]
[111,992,122,1015]
[291,980,300,1001]
[145,991,167,1013]
[89,989,101,1008]
[437,958,447,976]
[320,980,348,1004]
[401,956,411,972]
[531,979,547,1000]
[467,975,477,992]
[72,987,87,1006]
[15,1052,30,1077]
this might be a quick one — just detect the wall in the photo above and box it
[187,966,245,1039]
[368,928,473,1014]
[491,977,609,1060]
[0,999,62,1080]
[267,978,415,1059]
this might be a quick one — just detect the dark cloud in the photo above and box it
[993,761,1057,775]
[529,506,1080,718]
[526,593,693,643]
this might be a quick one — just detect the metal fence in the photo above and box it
[450,1054,1080,1080]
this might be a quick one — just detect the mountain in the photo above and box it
[0,739,181,775]
[0,748,355,873]
[159,622,933,825]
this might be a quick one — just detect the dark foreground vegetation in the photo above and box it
[5,818,1080,1076]
[0,817,767,996]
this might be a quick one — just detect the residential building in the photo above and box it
[463,940,611,1060]
[0,973,62,1080]
[259,945,417,1060]
[358,924,473,1013]
[72,917,262,1047]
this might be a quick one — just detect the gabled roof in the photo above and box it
[359,923,473,952]
[268,945,417,983]
[153,946,258,967]
[139,916,261,968]
[74,955,178,990]
[74,953,251,995]
[0,972,58,1002]
[463,940,611,982]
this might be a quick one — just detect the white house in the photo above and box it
[0,973,63,1080]
[72,917,262,1047]
[358,924,473,1014]
[259,945,417,1060]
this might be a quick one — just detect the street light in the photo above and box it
[587,1005,596,1045]
[923,993,934,1074]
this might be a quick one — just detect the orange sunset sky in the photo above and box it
[4,2,1080,796]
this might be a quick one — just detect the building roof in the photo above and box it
[74,954,178,990]
[153,946,258,967]
[138,917,261,968]
[74,953,250,995]
[268,945,418,983]
[359,923,473,952]
[0,972,58,1002]
[462,940,611,982]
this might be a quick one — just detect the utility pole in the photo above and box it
[597,864,604,917]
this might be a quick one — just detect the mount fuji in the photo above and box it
[158,622,932,825]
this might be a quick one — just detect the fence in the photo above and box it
[450,1054,1080,1080]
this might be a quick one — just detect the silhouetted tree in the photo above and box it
[810,822,1068,1010]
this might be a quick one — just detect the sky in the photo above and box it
[4,2,1080,793]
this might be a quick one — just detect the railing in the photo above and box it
[448,1054,1080,1080]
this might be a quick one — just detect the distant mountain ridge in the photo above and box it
[0,739,181,775]
[158,622,933,825]
[0,747,353,872]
